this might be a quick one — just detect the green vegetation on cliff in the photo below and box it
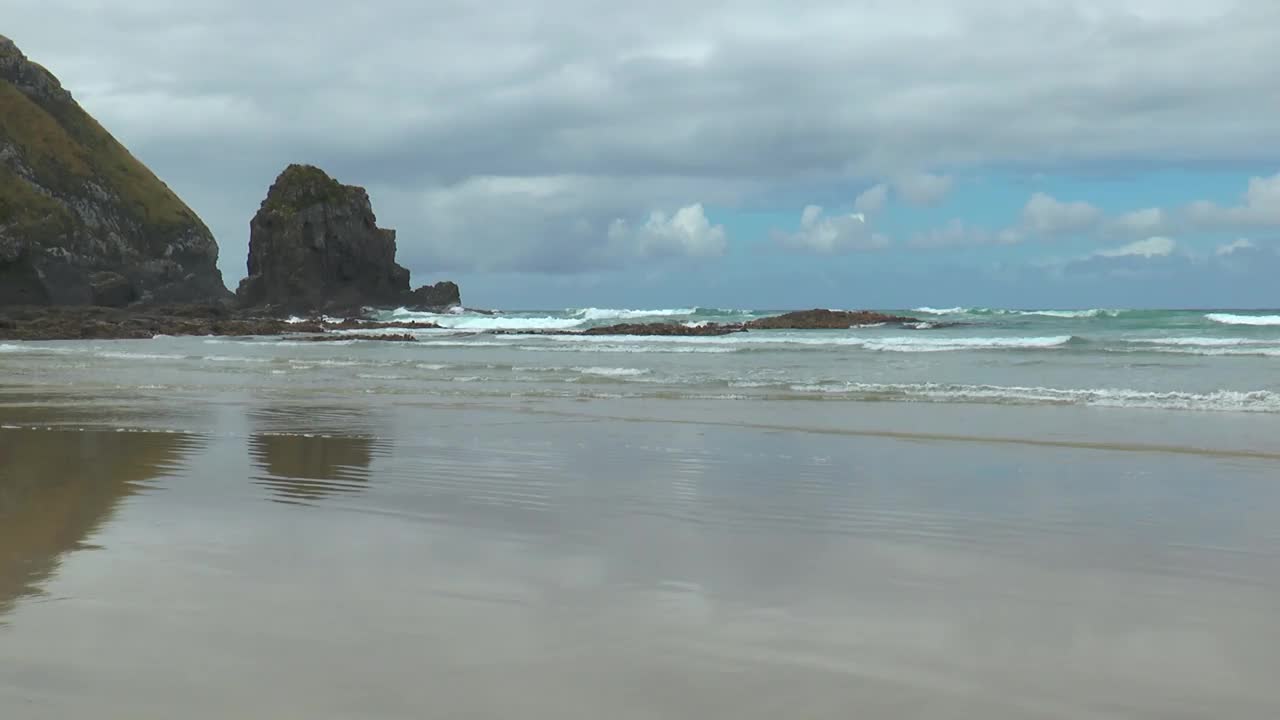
[0,65,197,231]
[0,34,228,305]
[259,164,363,215]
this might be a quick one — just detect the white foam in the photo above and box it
[1206,313,1280,326]
[1137,347,1280,358]
[571,307,697,321]
[913,307,965,315]
[438,315,583,331]
[787,381,1280,413]
[94,351,185,361]
[1125,337,1276,347]
[517,344,740,354]
[1015,309,1118,318]
[859,336,1074,352]
[500,332,1076,352]
[202,355,272,363]
[570,366,651,377]
[0,343,74,354]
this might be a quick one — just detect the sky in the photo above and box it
[7,0,1280,309]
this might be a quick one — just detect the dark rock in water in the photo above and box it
[0,305,312,340]
[745,309,918,329]
[303,333,417,343]
[320,319,442,330]
[0,35,230,307]
[236,164,461,315]
[0,304,446,341]
[408,280,461,310]
[583,322,745,336]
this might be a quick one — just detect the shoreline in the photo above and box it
[0,306,925,341]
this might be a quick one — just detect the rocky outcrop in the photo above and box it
[744,309,918,329]
[0,305,440,341]
[236,165,459,314]
[409,280,460,309]
[583,322,744,336]
[0,35,229,307]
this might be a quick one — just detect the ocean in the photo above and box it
[7,305,1277,414]
[3,306,1280,717]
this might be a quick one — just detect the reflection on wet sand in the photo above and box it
[248,405,388,504]
[0,428,196,620]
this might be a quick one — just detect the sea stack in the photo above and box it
[236,164,460,314]
[0,35,229,306]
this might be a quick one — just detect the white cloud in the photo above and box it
[853,184,889,214]
[1093,236,1177,259]
[775,205,888,254]
[607,203,727,259]
[894,173,953,206]
[1021,192,1103,236]
[1187,172,1280,228]
[1215,238,1256,256]
[1110,207,1167,236]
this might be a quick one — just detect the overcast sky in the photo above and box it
[8,0,1280,308]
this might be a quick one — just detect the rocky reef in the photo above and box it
[0,35,229,306]
[235,164,459,314]
[490,310,924,337]
[743,309,917,329]
[0,305,442,341]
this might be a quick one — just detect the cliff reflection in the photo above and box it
[0,428,196,620]
[248,405,387,505]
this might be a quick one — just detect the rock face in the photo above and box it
[0,35,229,306]
[236,165,460,314]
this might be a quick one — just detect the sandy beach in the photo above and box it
[3,366,1280,717]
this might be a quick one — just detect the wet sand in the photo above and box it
[2,396,1280,718]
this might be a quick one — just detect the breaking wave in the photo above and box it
[1205,313,1280,326]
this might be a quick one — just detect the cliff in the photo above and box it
[0,35,229,306]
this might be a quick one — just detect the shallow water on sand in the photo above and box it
[3,382,1280,716]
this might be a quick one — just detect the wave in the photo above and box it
[1015,309,1119,318]
[1206,313,1280,326]
[785,382,1280,413]
[570,366,651,377]
[1124,337,1277,347]
[860,336,1074,352]
[570,307,697,321]
[94,351,186,361]
[912,307,1122,318]
[389,309,583,331]
[523,333,1076,352]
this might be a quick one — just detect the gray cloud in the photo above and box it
[853,184,889,214]
[893,172,953,206]
[5,0,1280,283]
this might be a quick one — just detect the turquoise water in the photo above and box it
[3,306,1279,413]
